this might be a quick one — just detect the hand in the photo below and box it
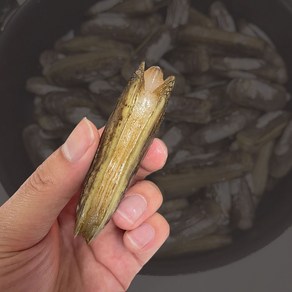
[0,118,169,292]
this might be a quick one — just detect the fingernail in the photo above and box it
[127,223,155,249]
[116,195,147,224]
[156,139,168,157]
[61,118,95,162]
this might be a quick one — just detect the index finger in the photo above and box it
[135,138,168,181]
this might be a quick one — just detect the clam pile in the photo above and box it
[23,0,292,257]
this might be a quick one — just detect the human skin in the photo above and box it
[0,118,170,292]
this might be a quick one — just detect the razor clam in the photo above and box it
[55,35,133,55]
[121,25,175,80]
[165,0,190,28]
[230,177,255,230]
[33,96,45,118]
[186,85,234,120]
[227,78,288,112]
[87,0,168,16]
[188,7,215,28]
[223,65,287,84]
[188,74,226,87]
[210,57,266,72]
[37,114,70,133]
[110,0,169,14]
[216,67,286,85]
[238,19,276,49]
[216,70,257,80]
[201,138,231,154]
[39,50,66,75]
[167,148,220,168]
[270,120,292,178]
[152,151,253,199]
[86,0,124,15]
[63,107,106,128]
[75,63,175,242]
[45,50,129,86]
[170,200,228,238]
[263,47,288,84]
[165,47,210,74]
[159,198,189,214]
[157,234,232,257]
[209,1,236,32]
[22,124,59,168]
[90,76,124,95]
[190,108,259,145]
[89,79,121,117]
[42,90,95,117]
[109,74,127,87]
[237,111,290,152]
[160,123,191,155]
[253,66,288,85]
[33,96,73,136]
[134,27,175,65]
[80,13,162,45]
[163,209,185,222]
[186,85,225,101]
[39,127,72,140]
[121,0,189,80]
[210,97,235,121]
[168,137,228,166]
[166,95,212,124]
[26,77,68,96]
[264,47,287,69]
[251,140,274,203]
[206,181,232,218]
[59,30,75,42]
[158,58,180,75]
[178,26,267,57]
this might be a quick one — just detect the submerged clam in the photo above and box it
[24,0,292,256]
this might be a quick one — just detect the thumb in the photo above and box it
[0,118,100,249]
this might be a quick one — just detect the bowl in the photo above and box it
[0,0,292,275]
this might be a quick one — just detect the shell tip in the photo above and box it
[137,61,146,73]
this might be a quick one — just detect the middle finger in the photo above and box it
[112,180,163,231]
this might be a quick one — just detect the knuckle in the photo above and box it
[27,163,55,194]
[138,180,163,205]
[156,213,170,236]
[144,180,162,195]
